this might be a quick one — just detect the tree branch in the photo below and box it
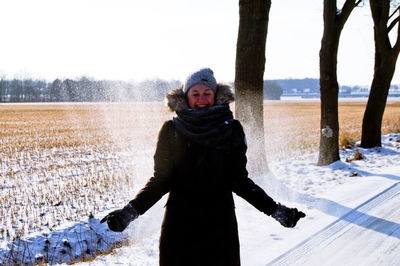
[387,15,400,33]
[389,5,400,20]
[341,0,356,17]
[394,10,400,54]
[337,0,360,29]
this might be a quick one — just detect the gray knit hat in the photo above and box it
[183,68,218,94]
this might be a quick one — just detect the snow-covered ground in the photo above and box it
[1,134,400,265]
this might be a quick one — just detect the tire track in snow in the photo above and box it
[266,181,400,266]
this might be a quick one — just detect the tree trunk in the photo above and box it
[318,1,341,166]
[317,0,360,166]
[235,0,271,176]
[361,61,395,147]
[361,0,400,148]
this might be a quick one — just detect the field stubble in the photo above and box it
[0,100,399,243]
[264,100,400,158]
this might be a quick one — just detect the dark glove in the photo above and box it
[271,203,306,228]
[100,203,139,232]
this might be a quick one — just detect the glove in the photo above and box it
[100,203,139,232]
[271,203,306,228]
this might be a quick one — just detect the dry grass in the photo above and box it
[0,103,172,151]
[262,99,400,160]
[345,149,364,163]
[68,239,129,264]
[0,103,173,241]
[2,100,398,158]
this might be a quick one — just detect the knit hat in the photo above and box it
[183,68,218,94]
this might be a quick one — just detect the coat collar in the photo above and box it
[165,82,235,112]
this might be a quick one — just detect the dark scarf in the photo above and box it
[173,104,234,151]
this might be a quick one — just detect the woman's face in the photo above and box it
[187,84,215,109]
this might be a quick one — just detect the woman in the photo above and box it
[101,68,305,266]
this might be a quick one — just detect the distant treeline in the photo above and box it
[2,77,395,103]
[0,77,182,103]
[273,78,320,92]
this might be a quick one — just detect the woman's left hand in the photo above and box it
[271,203,306,228]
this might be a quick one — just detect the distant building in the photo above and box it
[389,85,400,97]
[276,78,400,99]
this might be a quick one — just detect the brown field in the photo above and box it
[1,100,400,161]
[263,99,400,159]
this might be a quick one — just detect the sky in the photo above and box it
[0,0,399,86]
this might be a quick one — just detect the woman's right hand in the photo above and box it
[100,203,139,232]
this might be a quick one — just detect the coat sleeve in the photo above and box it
[231,121,278,216]
[129,121,175,215]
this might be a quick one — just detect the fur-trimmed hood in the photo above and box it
[165,82,235,112]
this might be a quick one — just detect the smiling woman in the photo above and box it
[187,84,215,109]
[184,68,217,109]
[100,68,305,266]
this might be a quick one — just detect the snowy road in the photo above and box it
[267,182,400,265]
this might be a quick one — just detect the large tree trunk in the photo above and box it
[318,0,360,166]
[361,0,400,148]
[318,1,340,166]
[235,0,271,176]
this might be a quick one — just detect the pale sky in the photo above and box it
[0,0,399,86]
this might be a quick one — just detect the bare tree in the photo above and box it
[361,0,400,147]
[318,0,362,166]
[235,0,271,176]
[0,75,7,102]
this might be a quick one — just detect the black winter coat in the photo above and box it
[130,84,278,266]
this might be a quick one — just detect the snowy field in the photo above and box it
[2,133,399,265]
[1,102,399,265]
